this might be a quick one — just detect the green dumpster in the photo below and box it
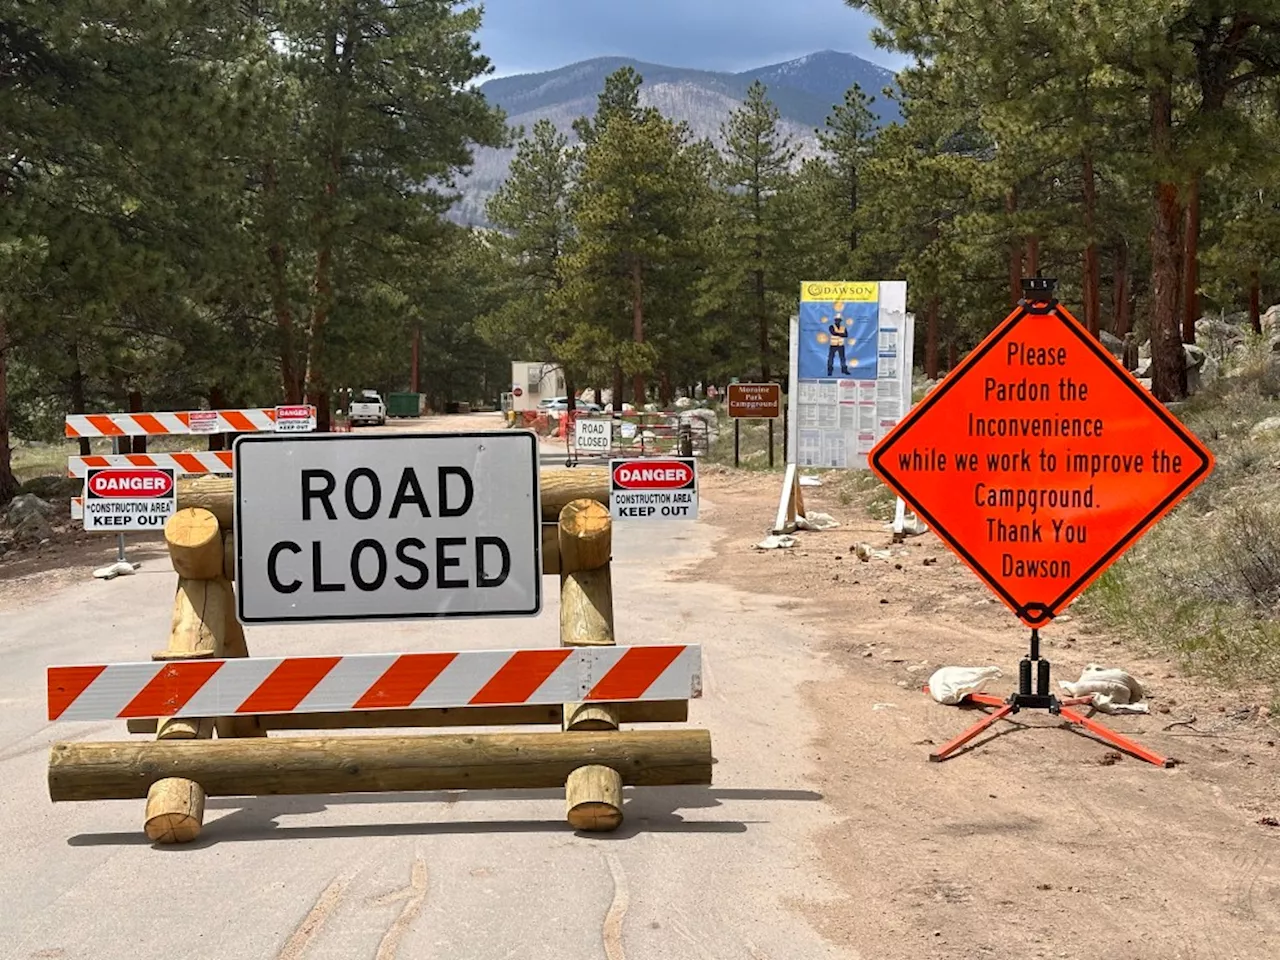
[386,392,423,418]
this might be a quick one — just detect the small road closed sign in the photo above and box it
[575,417,612,454]
[233,432,542,624]
[610,458,698,521]
[83,467,176,531]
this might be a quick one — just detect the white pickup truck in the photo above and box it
[348,390,386,426]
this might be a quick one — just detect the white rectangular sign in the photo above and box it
[274,404,316,433]
[575,418,612,454]
[233,432,542,624]
[83,467,176,531]
[609,458,698,521]
[188,410,220,434]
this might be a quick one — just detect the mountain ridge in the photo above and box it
[452,50,899,225]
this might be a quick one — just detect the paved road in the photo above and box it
[0,495,844,960]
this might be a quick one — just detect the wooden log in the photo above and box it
[222,531,235,581]
[557,499,612,572]
[48,729,713,801]
[215,580,267,739]
[170,577,228,655]
[157,717,215,741]
[539,469,609,520]
[178,476,234,529]
[564,703,622,732]
[565,765,623,831]
[541,523,560,576]
[177,469,609,531]
[144,778,205,843]
[125,700,688,735]
[164,508,224,580]
[560,568,614,647]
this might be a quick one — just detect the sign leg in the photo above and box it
[767,419,775,468]
[734,419,740,468]
[929,703,1015,762]
[1058,705,1174,768]
[892,498,907,542]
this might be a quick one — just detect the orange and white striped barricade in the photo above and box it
[44,462,711,843]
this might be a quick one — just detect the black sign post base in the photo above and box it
[928,630,1175,768]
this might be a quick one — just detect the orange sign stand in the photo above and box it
[871,278,1215,767]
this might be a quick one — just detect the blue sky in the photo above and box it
[472,0,906,77]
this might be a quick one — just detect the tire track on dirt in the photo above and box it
[276,872,355,960]
[603,850,630,960]
[371,854,429,960]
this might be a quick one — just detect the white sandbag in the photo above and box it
[927,666,1004,705]
[1058,664,1144,704]
[796,511,840,531]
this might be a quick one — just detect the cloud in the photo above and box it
[472,0,905,77]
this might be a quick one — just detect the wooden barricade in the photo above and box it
[46,468,712,843]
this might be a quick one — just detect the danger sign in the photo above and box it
[233,432,542,624]
[274,404,316,433]
[188,410,219,435]
[609,458,698,521]
[870,298,1213,627]
[83,467,176,531]
[727,383,782,419]
[574,417,612,454]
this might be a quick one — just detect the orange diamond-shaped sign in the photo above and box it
[870,298,1214,627]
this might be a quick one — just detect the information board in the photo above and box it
[786,280,913,470]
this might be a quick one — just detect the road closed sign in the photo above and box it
[83,467,176,531]
[575,418,612,454]
[233,432,542,624]
[610,458,698,521]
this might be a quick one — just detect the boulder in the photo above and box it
[1099,330,1125,359]
[19,476,83,500]
[1250,416,1280,438]
[1136,358,1153,379]
[1139,339,1152,360]
[13,510,53,544]
[1184,343,1208,371]
[1262,304,1280,337]
[5,493,57,528]
[0,536,12,559]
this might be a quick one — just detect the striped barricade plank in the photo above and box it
[67,452,235,478]
[64,408,309,438]
[47,645,702,722]
[71,497,83,520]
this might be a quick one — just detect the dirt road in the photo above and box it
[1,465,1278,959]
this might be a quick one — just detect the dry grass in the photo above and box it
[707,414,785,472]
[10,435,213,483]
[1082,343,1280,703]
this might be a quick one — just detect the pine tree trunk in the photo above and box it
[660,371,673,408]
[1007,188,1022,305]
[1112,243,1132,337]
[264,160,301,404]
[70,347,90,456]
[1149,83,1187,402]
[1182,176,1200,343]
[925,295,940,380]
[948,340,958,373]
[564,371,576,414]
[1082,150,1101,337]
[612,365,624,412]
[1025,235,1040,278]
[207,387,227,452]
[410,326,420,393]
[0,310,19,504]
[128,391,145,455]
[1250,269,1262,335]
[631,259,645,406]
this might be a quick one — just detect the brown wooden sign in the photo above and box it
[727,383,782,419]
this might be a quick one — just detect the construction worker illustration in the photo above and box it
[827,303,850,377]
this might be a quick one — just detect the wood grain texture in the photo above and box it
[164,508,224,580]
[49,729,713,800]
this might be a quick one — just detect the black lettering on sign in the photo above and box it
[302,470,337,520]
[439,467,474,518]
[390,468,431,519]
[436,537,468,588]
[394,538,430,589]
[345,467,381,520]
[267,541,303,593]
[350,538,388,591]
[476,537,511,588]
[312,541,345,592]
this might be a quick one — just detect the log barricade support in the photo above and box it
[46,468,710,843]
